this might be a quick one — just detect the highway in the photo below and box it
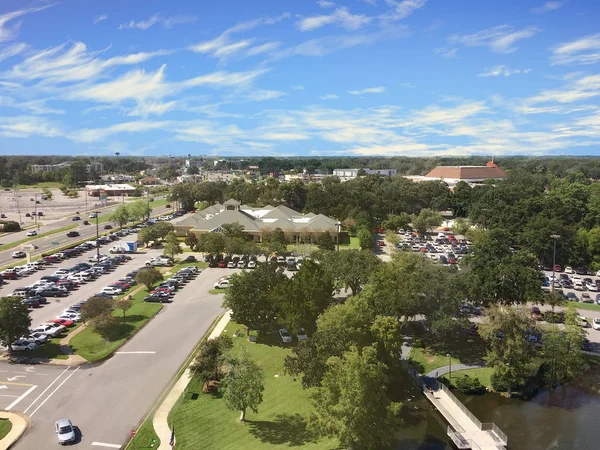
[0,205,172,268]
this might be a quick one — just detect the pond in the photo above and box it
[456,384,600,450]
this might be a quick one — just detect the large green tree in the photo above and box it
[309,345,401,450]
[316,250,381,296]
[222,353,265,422]
[411,208,443,234]
[540,323,585,389]
[190,335,234,385]
[197,233,226,255]
[109,204,131,229]
[81,296,114,324]
[135,267,164,291]
[0,297,31,352]
[163,231,182,259]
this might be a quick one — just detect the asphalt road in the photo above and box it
[0,205,171,268]
[10,267,228,449]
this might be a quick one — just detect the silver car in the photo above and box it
[55,418,76,445]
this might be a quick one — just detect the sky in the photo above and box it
[0,0,600,158]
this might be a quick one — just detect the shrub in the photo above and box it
[2,221,20,232]
[455,375,485,394]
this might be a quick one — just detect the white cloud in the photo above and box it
[296,7,372,32]
[551,33,600,65]
[524,73,600,108]
[434,47,457,59]
[381,0,427,23]
[291,85,304,90]
[260,132,310,140]
[119,14,197,30]
[72,121,172,143]
[246,42,281,56]
[320,94,339,99]
[530,1,563,14]
[0,115,63,139]
[0,96,64,115]
[0,3,57,43]
[93,14,108,25]
[213,40,253,59]
[449,25,539,54]
[245,90,287,102]
[0,42,27,62]
[477,65,532,77]
[317,0,336,7]
[349,86,385,95]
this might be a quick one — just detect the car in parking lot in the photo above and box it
[581,293,593,303]
[10,340,37,351]
[593,319,600,331]
[11,251,26,258]
[279,328,292,343]
[55,418,76,445]
[297,328,308,341]
[530,307,542,320]
[144,293,171,303]
[101,286,123,295]
[214,279,230,289]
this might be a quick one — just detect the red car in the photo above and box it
[50,318,74,327]
[218,260,228,268]
[377,240,385,247]
[44,255,59,263]
[553,264,562,272]
[113,281,131,290]
[447,235,456,241]
[0,271,18,280]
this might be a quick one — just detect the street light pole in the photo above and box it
[550,234,560,292]
[447,354,452,379]
[336,221,341,251]
[95,211,100,261]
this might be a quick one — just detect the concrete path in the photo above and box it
[153,311,231,450]
[426,362,485,379]
[0,411,30,449]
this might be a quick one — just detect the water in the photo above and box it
[456,385,600,450]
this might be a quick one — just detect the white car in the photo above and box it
[10,341,37,351]
[11,251,26,258]
[54,269,71,277]
[586,283,598,292]
[279,328,292,343]
[577,316,590,328]
[57,314,80,322]
[593,319,600,331]
[214,280,230,289]
[297,328,308,341]
[32,324,62,337]
[247,261,256,269]
[101,286,123,295]
[574,281,585,291]
[26,230,37,236]
[43,323,67,335]
[55,419,76,445]
[565,266,574,274]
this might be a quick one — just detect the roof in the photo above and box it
[305,214,338,231]
[262,204,302,220]
[223,198,241,206]
[260,218,298,232]
[425,163,506,180]
[192,210,261,233]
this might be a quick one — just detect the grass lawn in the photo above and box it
[69,289,162,362]
[0,418,12,440]
[27,324,82,361]
[17,182,62,189]
[209,289,226,295]
[339,236,360,250]
[167,321,338,450]
[409,347,463,375]
[569,301,600,312]
[0,224,77,252]
[450,367,494,390]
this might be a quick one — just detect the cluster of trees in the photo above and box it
[137,222,175,246]
[0,297,31,352]
[79,295,132,340]
[108,201,152,228]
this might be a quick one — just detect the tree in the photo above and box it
[190,335,234,385]
[222,353,265,422]
[357,226,373,250]
[370,315,404,367]
[81,296,114,323]
[109,204,130,229]
[184,232,198,252]
[384,230,400,248]
[0,297,31,353]
[309,345,401,450]
[136,268,164,291]
[540,323,585,389]
[478,306,540,397]
[163,232,182,259]
[274,260,334,332]
[316,250,380,296]
[115,298,133,318]
[260,228,287,258]
[2,221,20,232]
[138,222,174,246]
[222,263,288,334]
[316,232,335,251]
[411,208,443,234]
[452,218,471,236]
[197,232,226,255]
[382,213,411,232]
[542,290,565,312]
[128,200,151,222]
[221,222,246,240]
[92,314,118,341]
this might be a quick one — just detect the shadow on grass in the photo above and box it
[120,314,147,323]
[106,323,135,341]
[248,413,317,446]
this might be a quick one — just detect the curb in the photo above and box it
[0,411,31,449]
[152,311,231,450]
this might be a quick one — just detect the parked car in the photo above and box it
[279,328,292,343]
[55,418,76,445]
[593,318,600,331]
[530,307,542,320]
[577,316,590,328]
[582,293,593,303]
[10,341,37,351]
[297,328,308,341]
[144,293,171,303]
[101,286,123,295]
[214,280,230,289]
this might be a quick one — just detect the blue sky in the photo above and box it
[1,0,600,157]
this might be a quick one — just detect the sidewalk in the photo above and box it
[0,411,30,449]
[153,311,231,450]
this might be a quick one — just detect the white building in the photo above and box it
[333,168,397,181]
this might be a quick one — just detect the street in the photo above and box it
[9,267,229,449]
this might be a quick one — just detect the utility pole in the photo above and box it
[95,212,100,261]
[13,184,21,225]
[550,234,560,291]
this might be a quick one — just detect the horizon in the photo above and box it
[1,0,600,157]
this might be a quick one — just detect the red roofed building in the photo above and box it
[403,161,506,188]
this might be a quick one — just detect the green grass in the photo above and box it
[339,236,360,250]
[150,198,169,208]
[450,367,493,389]
[409,347,463,375]
[69,289,162,362]
[209,289,226,295]
[0,224,77,252]
[17,182,62,189]
[167,322,338,450]
[569,301,600,312]
[0,418,12,440]
[27,324,82,361]
[167,260,209,273]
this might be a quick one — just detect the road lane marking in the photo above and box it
[22,366,70,414]
[7,375,26,381]
[29,366,79,417]
[115,351,156,354]
[1,382,33,387]
[0,394,20,398]
[6,385,37,410]
[91,442,122,448]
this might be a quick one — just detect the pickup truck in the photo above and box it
[145,257,173,267]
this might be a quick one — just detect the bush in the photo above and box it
[2,221,20,232]
[455,375,485,394]
[490,371,509,392]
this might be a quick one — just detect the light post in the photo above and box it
[550,234,560,292]
[447,354,452,379]
[95,211,100,261]
[336,221,341,251]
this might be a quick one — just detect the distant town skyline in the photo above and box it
[1,0,600,157]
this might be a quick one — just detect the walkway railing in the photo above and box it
[482,423,508,446]
[447,426,482,450]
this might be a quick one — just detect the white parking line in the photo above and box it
[0,394,20,398]
[23,366,70,414]
[115,351,156,354]
[6,385,37,410]
[91,442,122,448]
[29,366,80,417]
